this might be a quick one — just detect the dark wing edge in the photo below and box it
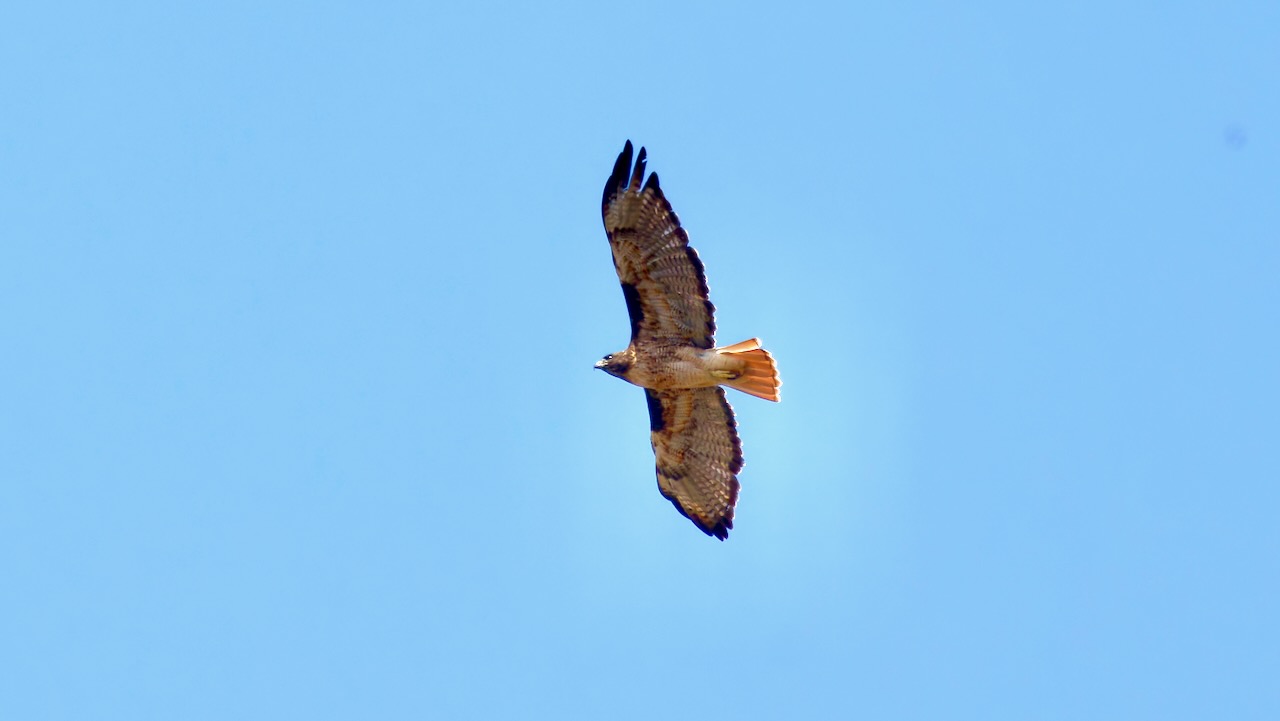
[601,139,643,211]
[645,388,743,540]
[602,141,716,348]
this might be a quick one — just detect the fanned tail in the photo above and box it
[716,338,782,402]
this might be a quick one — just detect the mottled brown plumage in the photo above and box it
[594,141,781,540]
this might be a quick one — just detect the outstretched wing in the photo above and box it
[602,141,716,349]
[644,387,743,539]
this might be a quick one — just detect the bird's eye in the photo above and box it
[604,354,613,361]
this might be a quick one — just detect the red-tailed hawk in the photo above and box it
[595,141,781,540]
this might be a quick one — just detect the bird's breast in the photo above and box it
[625,344,724,391]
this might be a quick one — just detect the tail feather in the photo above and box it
[718,338,761,353]
[716,338,781,402]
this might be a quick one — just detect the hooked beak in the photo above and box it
[593,359,607,370]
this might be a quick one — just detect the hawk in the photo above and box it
[594,141,781,540]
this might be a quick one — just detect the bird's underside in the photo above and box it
[596,140,781,540]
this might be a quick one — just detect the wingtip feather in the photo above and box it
[631,146,647,190]
[603,141,635,213]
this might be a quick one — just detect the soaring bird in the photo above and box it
[595,141,781,539]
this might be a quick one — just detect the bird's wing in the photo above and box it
[644,387,743,539]
[602,141,716,349]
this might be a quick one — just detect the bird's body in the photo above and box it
[596,342,760,393]
[595,141,781,540]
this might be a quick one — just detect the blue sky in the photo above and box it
[2,2,1277,719]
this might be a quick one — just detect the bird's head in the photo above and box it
[594,350,633,380]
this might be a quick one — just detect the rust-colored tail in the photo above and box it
[716,338,782,402]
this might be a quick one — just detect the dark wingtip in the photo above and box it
[709,520,731,540]
[660,484,736,541]
[603,141,635,212]
[688,511,733,541]
[631,146,647,190]
[603,140,660,223]
[643,171,661,192]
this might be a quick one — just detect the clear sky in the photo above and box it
[2,2,1277,719]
